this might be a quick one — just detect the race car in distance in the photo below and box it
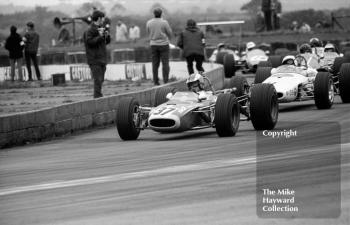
[254,55,337,109]
[214,42,269,77]
[116,74,278,140]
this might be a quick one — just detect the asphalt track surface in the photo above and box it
[0,77,349,225]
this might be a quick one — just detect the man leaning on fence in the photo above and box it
[83,10,111,98]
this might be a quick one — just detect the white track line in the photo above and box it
[0,143,348,197]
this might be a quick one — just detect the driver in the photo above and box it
[309,37,324,57]
[324,43,338,53]
[246,41,256,52]
[271,55,316,77]
[186,73,205,92]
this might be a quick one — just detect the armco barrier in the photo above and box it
[0,66,224,148]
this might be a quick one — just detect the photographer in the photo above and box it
[83,10,111,98]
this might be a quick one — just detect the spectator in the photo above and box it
[129,24,140,42]
[261,0,272,31]
[5,25,24,81]
[272,0,282,30]
[115,20,128,42]
[23,22,41,81]
[146,7,172,85]
[290,21,299,31]
[299,22,311,33]
[177,19,205,75]
[83,10,111,98]
[53,19,70,46]
[256,7,265,33]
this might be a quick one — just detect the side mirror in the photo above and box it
[166,93,173,99]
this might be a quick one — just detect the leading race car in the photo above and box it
[254,55,337,109]
[116,74,278,140]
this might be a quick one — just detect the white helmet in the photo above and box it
[282,55,296,65]
[186,73,204,90]
[246,42,256,50]
[324,43,336,52]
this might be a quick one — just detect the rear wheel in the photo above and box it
[339,63,350,103]
[215,93,240,137]
[333,57,346,75]
[258,61,272,68]
[223,54,236,78]
[216,52,227,65]
[226,75,249,97]
[116,97,141,140]
[250,84,278,130]
[154,87,177,106]
[255,67,272,84]
[314,72,334,109]
[269,55,283,68]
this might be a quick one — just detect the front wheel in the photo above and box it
[215,93,240,137]
[339,63,350,103]
[116,97,141,140]
[250,83,278,130]
[223,54,236,78]
[314,72,334,109]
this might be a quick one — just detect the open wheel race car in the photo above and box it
[116,75,278,140]
[254,54,350,109]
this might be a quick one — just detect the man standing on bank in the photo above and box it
[84,10,111,98]
[177,19,205,75]
[24,22,41,81]
[146,8,172,85]
[5,26,24,81]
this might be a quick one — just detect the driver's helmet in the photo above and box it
[217,43,226,50]
[282,55,296,65]
[299,43,312,54]
[246,41,256,51]
[309,37,322,48]
[324,43,336,52]
[186,73,205,91]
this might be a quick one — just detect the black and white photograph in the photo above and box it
[0,0,349,224]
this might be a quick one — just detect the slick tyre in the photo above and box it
[255,67,272,84]
[223,54,236,78]
[314,72,334,109]
[216,52,227,65]
[339,63,350,103]
[116,97,141,140]
[269,55,283,68]
[215,93,240,137]
[333,57,346,75]
[227,75,248,97]
[258,60,272,68]
[250,83,278,130]
[154,87,177,106]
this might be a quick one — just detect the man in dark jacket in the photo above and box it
[272,0,282,30]
[261,0,272,31]
[24,22,41,81]
[177,19,205,75]
[5,26,24,81]
[83,10,111,98]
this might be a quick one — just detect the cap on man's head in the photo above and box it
[26,22,34,28]
[153,7,162,18]
[91,10,105,21]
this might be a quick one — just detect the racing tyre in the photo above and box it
[269,55,283,68]
[258,61,272,68]
[216,52,227,65]
[255,67,272,84]
[215,93,240,137]
[116,97,141,140]
[226,75,248,97]
[314,72,334,109]
[333,57,346,75]
[223,54,236,78]
[250,84,278,130]
[154,87,177,106]
[339,63,350,103]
